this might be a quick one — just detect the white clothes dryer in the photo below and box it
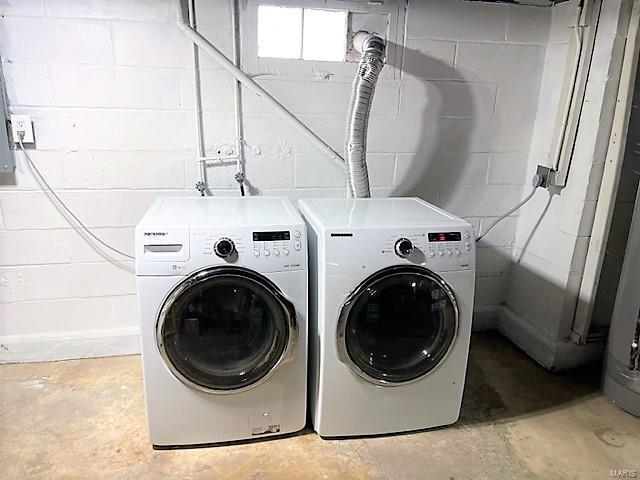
[299,197,475,437]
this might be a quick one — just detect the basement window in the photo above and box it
[257,6,348,62]
[243,0,405,81]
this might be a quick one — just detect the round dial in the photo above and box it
[214,238,235,258]
[394,238,414,258]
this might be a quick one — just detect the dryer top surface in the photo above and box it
[298,198,468,230]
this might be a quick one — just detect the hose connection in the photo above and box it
[195,181,206,196]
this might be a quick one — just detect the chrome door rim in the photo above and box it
[336,265,459,387]
[156,266,298,395]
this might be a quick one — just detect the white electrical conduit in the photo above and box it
[174,0,348,194]
[552,1,585,173]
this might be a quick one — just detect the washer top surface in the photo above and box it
[298,197,467,230]
[138,196,301,227]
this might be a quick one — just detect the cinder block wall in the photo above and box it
[505,0,631,369]
[0,0,550,361]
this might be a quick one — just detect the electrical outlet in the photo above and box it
[536,165,552,188]
[10,114,34,144]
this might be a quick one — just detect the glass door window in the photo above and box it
[338,265,458,385]
[157,267,296,393]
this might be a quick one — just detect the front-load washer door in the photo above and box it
[156,266,297,394]
[337,265,458,386]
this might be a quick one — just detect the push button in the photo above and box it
[283,248,290,256]
[294,230,301,238]
[294,240,302,251]
[264,250,270,257]
[274,249,280,256]
[465,242,472,251]
[254,251,260,257]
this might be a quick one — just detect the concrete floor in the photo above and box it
[1,333,638,480]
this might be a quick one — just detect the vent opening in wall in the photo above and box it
[257,5,348,62]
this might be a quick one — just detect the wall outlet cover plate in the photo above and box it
[10,114,34,144]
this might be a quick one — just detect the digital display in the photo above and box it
[253,231,291,241]
[428,232,462,242]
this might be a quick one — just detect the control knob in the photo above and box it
[394,238,414,258]
[214,237,235,258]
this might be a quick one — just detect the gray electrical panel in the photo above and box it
[0,71,14,174]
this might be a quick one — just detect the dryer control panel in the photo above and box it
[426,230,474,260]
[325,225,475,275]
[382,228,474,271]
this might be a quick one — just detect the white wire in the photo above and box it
[17,138,135,260]
[476,187,539,243]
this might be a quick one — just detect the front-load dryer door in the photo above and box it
[337,265,458,386]
[156,266,297,394]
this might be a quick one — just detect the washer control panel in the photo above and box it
[193,225,306,273]
[250,229,304,258]
[137,224,306,275]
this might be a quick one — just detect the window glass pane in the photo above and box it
[302,9,347,62]
[258,5,303,59]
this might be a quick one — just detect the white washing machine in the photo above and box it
[135,197,307,448]
[299,197,476,438]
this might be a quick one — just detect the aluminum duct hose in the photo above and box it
[345,33,386,198]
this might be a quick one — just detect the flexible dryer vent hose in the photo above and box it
[345,33,386,198]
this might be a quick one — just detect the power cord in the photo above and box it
[16,135,135,260]
[476,174,544,243]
